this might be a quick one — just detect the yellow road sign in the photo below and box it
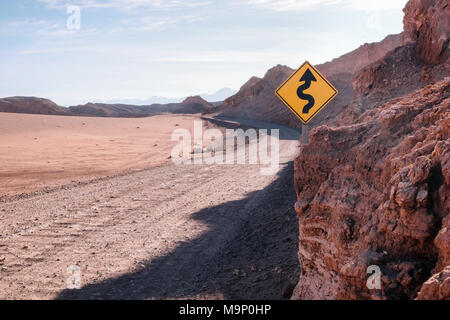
[275,61,338,124]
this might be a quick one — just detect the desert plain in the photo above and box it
[0,111,301,299]
[0,112,198,197]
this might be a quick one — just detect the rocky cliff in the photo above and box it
[403,0,450,65]
[293,77,449,300]
[292,0,449,300]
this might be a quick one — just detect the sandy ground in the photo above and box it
[0,114,301,300]
[0,113,198,197]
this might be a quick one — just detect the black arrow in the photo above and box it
[297,68,317,114]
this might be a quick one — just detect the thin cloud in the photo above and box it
[2,10,204,38]
[37,0,209,10]
[16,46,108,55]
[0,18,63,36]
[241,0,408,12]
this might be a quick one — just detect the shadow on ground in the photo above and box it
[56,163,299,300]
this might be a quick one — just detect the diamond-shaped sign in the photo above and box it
[275,61,338,124]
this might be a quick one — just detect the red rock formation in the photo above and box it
[292,77,449,300]
[292,0,449,299]
[403,0,450,65]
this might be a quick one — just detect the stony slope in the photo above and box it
[293,77,449,300]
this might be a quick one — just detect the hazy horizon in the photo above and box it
[0,0,408,105]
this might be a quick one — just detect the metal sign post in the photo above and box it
[302,123,309,145]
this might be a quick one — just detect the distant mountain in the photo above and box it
[66,95,213,117]
[200,88,236,102]
[92,96,183,106]
[68,103,152,118]
[92,88,236,106]
[0,95,216,118]
[0,97,71,115]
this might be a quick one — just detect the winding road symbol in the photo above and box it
[297,68,317,114]
[275,61,338,125]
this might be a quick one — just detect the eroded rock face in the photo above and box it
[352,44,422,98]
[292,77,449,300]
[350,40,449,120]
[403,0,450,65]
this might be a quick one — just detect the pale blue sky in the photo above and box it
[0,0,408,105]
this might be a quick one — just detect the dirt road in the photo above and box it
[0,117,300,300]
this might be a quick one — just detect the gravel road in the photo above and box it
[0,117,301,300]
